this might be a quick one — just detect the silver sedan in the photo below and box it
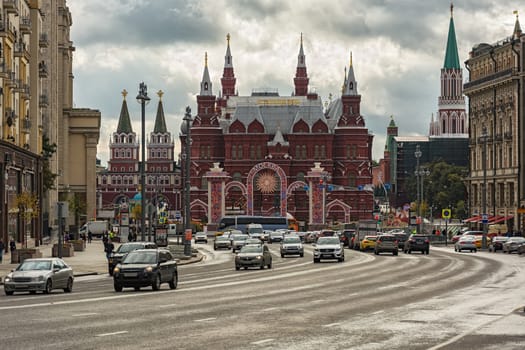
[3,258,74,295]
[502,237,525,253]
[454,236,477,253]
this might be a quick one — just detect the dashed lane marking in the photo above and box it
[96,331,128,337]
[251,338,274,345]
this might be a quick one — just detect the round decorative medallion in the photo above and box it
[256,171,277,194]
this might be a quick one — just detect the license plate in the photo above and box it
[322,254,333,258]
[16,284,28,289]
[123,273,137,277]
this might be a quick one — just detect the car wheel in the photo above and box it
[374,250,378,255]
[408,249,412,254]
[393,251,398,256]
[5,290,14,296]
[300,253,304,257]
[214,246,217,250]
[152,274,161,291]
[44,279,52,294]
[64,277,73,293]
[108,267,114,276]
[474,249,477,253]
[421,251,424,254]
[169,272,178,290]
[281,254,284,258]
[244,267,248,270]
[313,258,319,263]
[134,287,141,291]
[29,291,37,295]
[268,260,272,269]
[426,250,429,255]
[260,263,264,270]
[235,265,240,271]
[114,282,123,292]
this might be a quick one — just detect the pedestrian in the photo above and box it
[0,238,4,263]
[88,231,92,243]
[128,230,133,242]
[9,238,16,254]
[105,239,114,259]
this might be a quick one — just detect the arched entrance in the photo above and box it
[246,162,287,217]
[326,199,352,224]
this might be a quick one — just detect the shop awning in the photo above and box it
[489,215,513,224]
[463,215,481,223]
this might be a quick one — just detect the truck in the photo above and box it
[353,219,378,250]
[79,220,109,238]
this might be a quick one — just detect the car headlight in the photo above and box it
[4,276,11,283]
[256,255,262,260]
[144,266,153,273]
[113,266,120,273]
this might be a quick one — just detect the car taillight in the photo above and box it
[425,239,429,243]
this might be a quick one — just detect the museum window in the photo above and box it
[201,176,208,190]
[232,145,237,160]
[346,145,350,159]
[348,173,356,187]
[351,145,357,159]
[321,145,326,158]
[314,145,319,159]
[509,183,515,205]
[295,145,301,159]
[250,145,256,160]
[498,183,505,207]
[257,145,262,159]
[297,172,305,182]
[233,172,242,182]
[302,145,307,159]
[238,146,243,159]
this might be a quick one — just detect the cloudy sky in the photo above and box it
[69,0,518,165]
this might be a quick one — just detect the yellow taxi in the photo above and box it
[360,235,377,251]
[464,231,491,248]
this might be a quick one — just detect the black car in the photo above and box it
[108,241,157,276]
[391,232,408,250]
[341,230,356,248]
[404,234,430,254]
[113,249,178,292]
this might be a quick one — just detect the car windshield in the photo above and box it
[122,251,157,264]
[509,237,525,243]
[493,237,508,241]
[378,236,395,241]
[240,245,263,253]
[17,260,52,271]
[216,236,229,241]
[233,235,249,241]
[364,236,377,241]
[460,236,475,241]
[283,237,301,243]
[317,237,340,245]
[116,243,145,253]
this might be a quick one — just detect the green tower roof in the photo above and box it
[116,90,133,133]
[443,10,460,69]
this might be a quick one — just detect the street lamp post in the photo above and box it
[183,106,192,256]
[416,167,430,234]
[481,126,489,249]
[414,145,422,233]
[136,82,150,241]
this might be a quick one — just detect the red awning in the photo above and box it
[489,215,513,224]
[463,215,481,223]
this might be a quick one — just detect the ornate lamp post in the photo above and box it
[480,126,489,249]
[415,167,430,233]
[414,145,422,233]
[183,106,192,256]
[136,82,150,241]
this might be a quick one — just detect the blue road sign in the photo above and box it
[482,213,488,224]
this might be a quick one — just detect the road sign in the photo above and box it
[482,214,488,224]
[175,210,181,220]
[442,208,451,219]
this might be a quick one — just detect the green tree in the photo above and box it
[406,161,467,219]
[68,193,86,239]
[41,136,58,192]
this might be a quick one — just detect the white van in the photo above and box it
[246,223,264,239]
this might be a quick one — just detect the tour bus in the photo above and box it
[218,216,288,234]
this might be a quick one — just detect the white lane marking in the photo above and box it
[194,317,216,322]
[262,307,277,311]
[72,313,98,317]
[161,303,178,307]
[251,338,274,345]
[96,331,128,337]
[311,299,326,304]
[323,322,341,327]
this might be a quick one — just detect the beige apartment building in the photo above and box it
[0,0,100,250]
[463,15,522,232]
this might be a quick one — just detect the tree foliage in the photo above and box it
[405,161,468,219]
[41,135,58,192]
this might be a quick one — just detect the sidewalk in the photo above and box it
[0,239,202,284]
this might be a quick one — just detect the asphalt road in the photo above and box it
[1,243,524,350]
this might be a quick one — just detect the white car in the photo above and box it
[313,236,344,263]
[454,235,477,253]
[194,231,208,244]
[280,235,304,257]
[4,258,74,295]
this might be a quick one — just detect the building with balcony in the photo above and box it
[463,13,522,231]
